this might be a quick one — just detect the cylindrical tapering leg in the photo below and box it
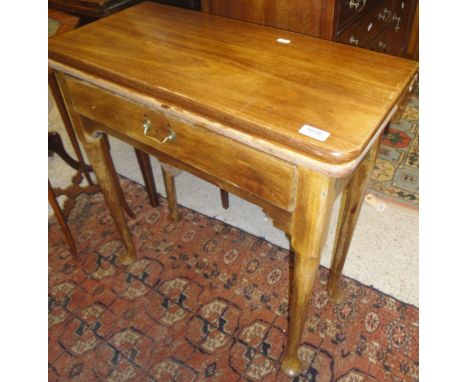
[161,165,180,222]
[134,148,159,208]
[48,180,78,260]
[327,135,382,302]
[81,130,137,265]
[101,135,136,219]
[55,72,137,265]
[281,168,336,377]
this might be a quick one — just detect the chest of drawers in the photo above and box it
[202,0,418,57]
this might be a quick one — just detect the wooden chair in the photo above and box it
[48,9,160,257]
[48,4,228,255]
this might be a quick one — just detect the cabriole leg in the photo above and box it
[281,168,336,377]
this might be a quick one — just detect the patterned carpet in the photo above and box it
[369,97,419,208]
[49,179,418,381]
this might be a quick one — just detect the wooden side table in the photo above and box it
[49,2,418,376]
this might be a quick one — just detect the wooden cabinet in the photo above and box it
[202,0,418,58]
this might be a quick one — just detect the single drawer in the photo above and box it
[361,27,392,53]
[337,0,380,31]
[64,76,296,211]
[336,0,395,48]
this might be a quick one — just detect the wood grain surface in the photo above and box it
[49,1,417,164]
[64,76,297,211]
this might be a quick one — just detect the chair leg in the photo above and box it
[48,131,92,172]
[161,165,181,222]
[49,71,94,186]
[102,134,136,219]
[134,148,160,208]
[48,180,78,260]
[220,189,229,209]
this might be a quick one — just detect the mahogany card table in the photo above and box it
[49,2,418,376]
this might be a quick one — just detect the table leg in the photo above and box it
[161,165,181,222]
[327,137,382,303]
[55,73,137,264]
[134,148,160,208]
[100,134,136,220]
[49,179,78,260]
[80,126,137,264]
[281,168,336,377]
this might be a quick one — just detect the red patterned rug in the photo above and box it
[48,178,418,381]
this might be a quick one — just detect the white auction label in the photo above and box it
[298,125,330,141]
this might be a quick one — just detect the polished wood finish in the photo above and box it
[49,3,418,376]
[202,0,418,58]
[49,3,417,165]
[327,131,382,303]
[204,0,335,38]
[335,0,395,46]
[63,76,297,211]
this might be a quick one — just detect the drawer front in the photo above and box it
[362,27,392,53]
[386,0,417,57]
[336,0,395,47]
[65,76,296,211]
[337,0,380,31]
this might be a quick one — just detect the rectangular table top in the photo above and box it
[48,1,418,165]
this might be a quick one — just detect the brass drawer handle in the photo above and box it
[348,36,359,46]
[349,0,367,11]
[142,117,176,144]
[378,8,392,22]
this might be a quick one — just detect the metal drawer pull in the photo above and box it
[142,117,176,143]
[378,8,392,22]
[392,14,401,31]
[377,41,387,52]
[349,0,367,11]
[348,36,359,46]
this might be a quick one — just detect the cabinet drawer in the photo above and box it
[64,76,296,211]
[337,0,380,31]
[362,27,392,53]
[336,0,395,47]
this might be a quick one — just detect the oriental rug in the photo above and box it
[368,96,419,208]
[49,179,418,381]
